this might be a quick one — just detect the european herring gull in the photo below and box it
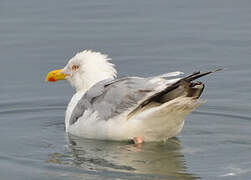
[46,50,220,142]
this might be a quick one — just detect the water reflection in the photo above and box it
[63,135,198,179]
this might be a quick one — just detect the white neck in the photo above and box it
[75,66,116,92]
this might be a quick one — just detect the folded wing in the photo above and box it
[69,70,220,125]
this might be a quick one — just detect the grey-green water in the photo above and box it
[1,0,251,179]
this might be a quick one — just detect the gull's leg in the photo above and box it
[133,137,144,144]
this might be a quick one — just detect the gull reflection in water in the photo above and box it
[57,135,198,180]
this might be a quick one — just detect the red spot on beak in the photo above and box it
[48,77,56,82]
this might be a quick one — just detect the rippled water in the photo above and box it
[1,0,251,179]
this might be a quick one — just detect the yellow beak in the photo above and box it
[45,69,67,82]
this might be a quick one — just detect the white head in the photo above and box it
[46,50,117,92]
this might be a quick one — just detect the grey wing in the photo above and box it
[69,70,220,125]
[69,78,114,125]
[69,77,160,125]
[92,77,158,120]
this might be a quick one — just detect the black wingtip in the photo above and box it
[184,68,223,82]
[213,68,224,73]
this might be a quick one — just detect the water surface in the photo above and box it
[1,0,251,179]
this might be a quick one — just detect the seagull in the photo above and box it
[46,50,220,143]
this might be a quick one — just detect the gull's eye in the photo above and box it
[72,65,79,71]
